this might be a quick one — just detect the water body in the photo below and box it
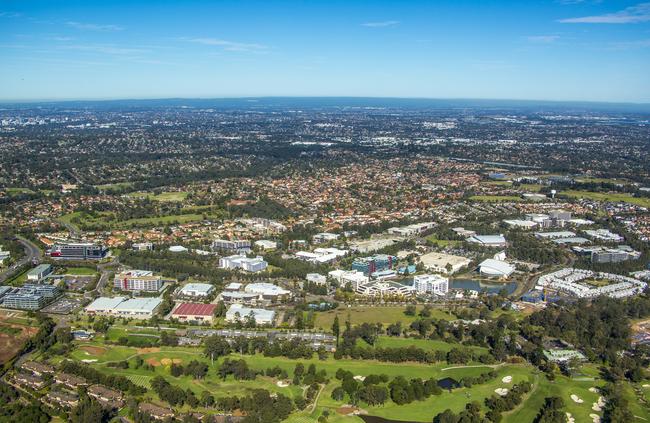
[437,377,461,390]
[450,279,517,295]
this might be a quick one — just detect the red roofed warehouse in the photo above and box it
[171,302,217,324]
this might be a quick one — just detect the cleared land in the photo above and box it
[0,319,38,364]
[560,190,650,208]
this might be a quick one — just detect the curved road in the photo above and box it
[0,236,42,283]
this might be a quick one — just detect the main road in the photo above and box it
[0,235,42,283]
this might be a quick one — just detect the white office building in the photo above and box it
[413,274,449,296]
[306,273,327,285]
[225,304,275,325]
[219,255,268,272]
[179,283,215,297]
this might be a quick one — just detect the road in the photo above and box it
[85,256,119,299]
[0,236,42,283]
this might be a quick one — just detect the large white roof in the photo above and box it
[479,259,515,276]
[180,283,214,295]
[114,297,162,312]
[86,296,127,311]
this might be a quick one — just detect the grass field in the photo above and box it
[63,266,97,275]
[469,195,522,202]
[129,191,189,202]
[95,182,134,192]
[560,190,650,208]
[59,208,224,229]
[425,235,462,247]
[4,187,36,195]
[372,336,489,354]
[313,306,454,331]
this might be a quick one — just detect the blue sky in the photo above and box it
[1,0,649,102]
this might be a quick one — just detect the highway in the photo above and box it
[0,236,42,283]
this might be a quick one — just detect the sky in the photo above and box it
[1,0,649,103]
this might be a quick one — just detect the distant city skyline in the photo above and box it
[1,0,649,102]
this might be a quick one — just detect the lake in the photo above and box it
[450,279,517,295]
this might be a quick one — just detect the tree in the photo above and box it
[70,396,108,423]
[332,315,340,348]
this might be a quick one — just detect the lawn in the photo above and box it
[95,182,134,192]
[519,183,544,192]
[4,187,35,195]
[560,190,650,208]
[469,195,522,202]
[63,266,98,276]
[129,191,189,202]
[313,305,454,331]
[425,235,462,247]
[58,209,224,229]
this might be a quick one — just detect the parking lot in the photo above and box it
[41,296,85,315]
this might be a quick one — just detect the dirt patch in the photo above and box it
[146,358,161,367]
[0,323,38,364]
[160,358,182,366]
[336,406,359,415]
[79,345,107,356]
[138,347,161,354]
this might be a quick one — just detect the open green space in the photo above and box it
[62,266,98,275]
[313,306,454,331]
[129,191,189,202]
[63,339,637,423]
[58,208,224,229]
[4,187,36,195]
[95,182,135,192]
[560,190,650,208]
[519,183,544,192]
[425,235,462,247]
[469,195,522,202]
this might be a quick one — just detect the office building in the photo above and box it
[478,259,515,277]
[219,255,268,272]
[178,283,214,297]
[1,284,61,310]
[85,296,162,319]
[466,235,507,247]
[113,270,163,292]
[26,264,53,281]
[212,239,251,253]
[225,304,275,325]
[413,274,449,296]
[244,282,290,300]
[48,243,108,260]
[352,254,396,276]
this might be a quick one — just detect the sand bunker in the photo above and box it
[138,347,161,353]
[494,388,509,396]
[353,375,366,382]
[589,414,601,423]
[276,380,289,387]
[643,384,650,388]
[571,394,584,403]
[566,412,575,423]
[501,376,512,383]
[589,387,599,393]
[146,358,161,367]
[81,359,98,363]
[160,358,182,366]
[592,396,606,411]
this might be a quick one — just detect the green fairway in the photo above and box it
[95,182,134,192]
[560,190,650,208]
[65,341,629,423]
[58,208,224,229]
[313,306,454,331]
[469,195,522,202]
[425,235,462,247]
[4,187,36,196]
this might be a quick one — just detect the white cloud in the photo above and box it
[66,21,124,31]
[361,20,400,27]
[607,39,650,49]
[184,37,267,52]
[527,35,560,43]
[60,44,147,55]
[559,2,650,23]
[0,11,22,18]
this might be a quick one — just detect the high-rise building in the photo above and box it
[413,274,449,296]
[113,270,163,291]
[351,254,396,276]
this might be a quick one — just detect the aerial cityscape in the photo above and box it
[0,1,649,423]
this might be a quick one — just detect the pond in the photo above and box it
[450,279,517,295]
[437,377,461,390]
